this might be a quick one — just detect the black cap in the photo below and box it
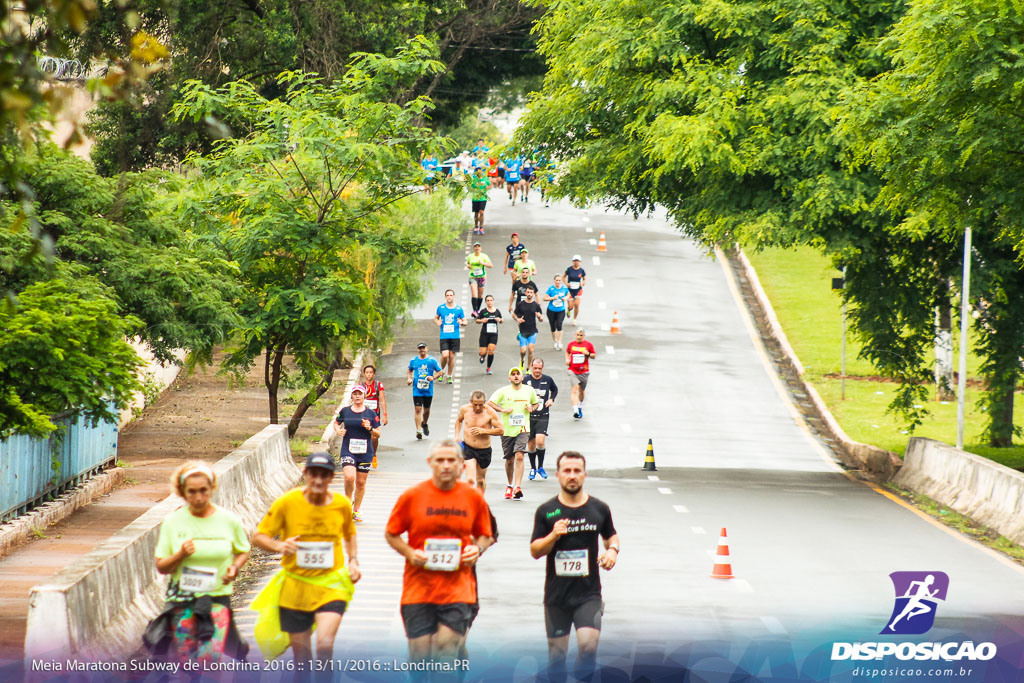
[305,452,336,473]
[417,342,428,349]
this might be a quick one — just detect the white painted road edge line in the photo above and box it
[673,505,689,513]
[593,256,601,265]
[691,526,706,534]
[605,345,615,354]
[657,487,673,495]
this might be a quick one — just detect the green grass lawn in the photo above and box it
[746,246,1024,470]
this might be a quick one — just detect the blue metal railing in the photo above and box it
[0,414,119,522]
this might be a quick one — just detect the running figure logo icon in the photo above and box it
[881,571,949,635]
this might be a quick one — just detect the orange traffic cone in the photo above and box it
[610,311,621,334]
[597,232,607,252]
[710,527,735,579]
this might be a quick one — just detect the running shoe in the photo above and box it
[485,368,493,375]
[537,467,548,479]
[513,487,524,500]
[529,468,536,480]
[571,318,577,326]
[447,375,454,384]
[417,430,423,440]
[578,406,584,419]
[422,422,430,436]
[573,407,582,419]
[479,354,485,364]
[504,486,513,500]
[353,510,363,523]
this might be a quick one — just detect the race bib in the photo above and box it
[296,542,334,569]
[509,413,526,427]
[424,538,462,572]
[472,267,484,277]
[365,399,378,411]
[443,324,455,334]
[180,566,218,593]
[486,322,497,333]
[534,388,546,398]
[569,281,580,289]
[417,378,430,390]
[572,353,585,364]
[555,550,589,577]
[349,438,368,454]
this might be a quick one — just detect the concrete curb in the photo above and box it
[23,424,300,665]
[726,246,901,480]
[896,437,1024,545]
[0,468,125,560]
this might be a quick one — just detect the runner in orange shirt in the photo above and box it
[385,439,494,668]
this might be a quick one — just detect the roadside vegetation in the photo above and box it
[520,0,1024,453]
[747,247,1024,471]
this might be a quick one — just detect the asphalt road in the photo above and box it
[238,192,1024,682]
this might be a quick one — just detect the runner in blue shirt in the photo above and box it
[520,158,535,203]
[542,274,571,350]
[421,154,439,193]
[407,343,443,440]
[472,139,489,154]
[434,288,466,384]
[505,157,522,205]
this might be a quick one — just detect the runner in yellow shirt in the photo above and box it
[251,452,360,664]
[488,367,540,501]
[466,242,494,317]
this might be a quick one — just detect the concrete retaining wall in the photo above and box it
[23,424,300,664]
[895,437,1024,544]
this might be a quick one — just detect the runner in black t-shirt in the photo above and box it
[505,233,527,280]
[514,288,544,368]
[564,256,588,325]
[523,359,558,481]
[474,294,503,375]
[509,269,539,312]
[530,451,619,679]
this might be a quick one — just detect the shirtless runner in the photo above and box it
[454,390,504,492]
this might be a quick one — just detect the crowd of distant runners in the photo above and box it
[150,141,616,682]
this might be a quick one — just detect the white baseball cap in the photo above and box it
[572,254,582,261]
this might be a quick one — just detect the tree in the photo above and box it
[0,278,141,439]
[840,0,1024,446]
[81,0,544,173]
[0,143,241,365]
[171,39,464,433]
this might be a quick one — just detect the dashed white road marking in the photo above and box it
[592,256,601,265]
[620,423,633,434]
[647,475,659,481]
[598,301,607,309]
[761,616,786,634]
[609,369,620,380]
[657,487,672,495]
[586,227,593,233]
[605,345,615,354]
[595,278,604,287]
[673,505,689,513]
[734,579,754,593]
[582,216,590,223]
[691,526,706,534]
[613,395,624,406]
[589,239,597,246]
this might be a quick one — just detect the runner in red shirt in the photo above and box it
[361,364,387,459]
[385,439,494,668]
[564,329,596,419]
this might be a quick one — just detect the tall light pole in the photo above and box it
[956,227,972,450]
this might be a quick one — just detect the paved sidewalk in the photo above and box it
[0,356,345,663]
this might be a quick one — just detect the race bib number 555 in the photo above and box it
[296,542,334,569]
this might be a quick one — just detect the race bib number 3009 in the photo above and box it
[180,566,218,593]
